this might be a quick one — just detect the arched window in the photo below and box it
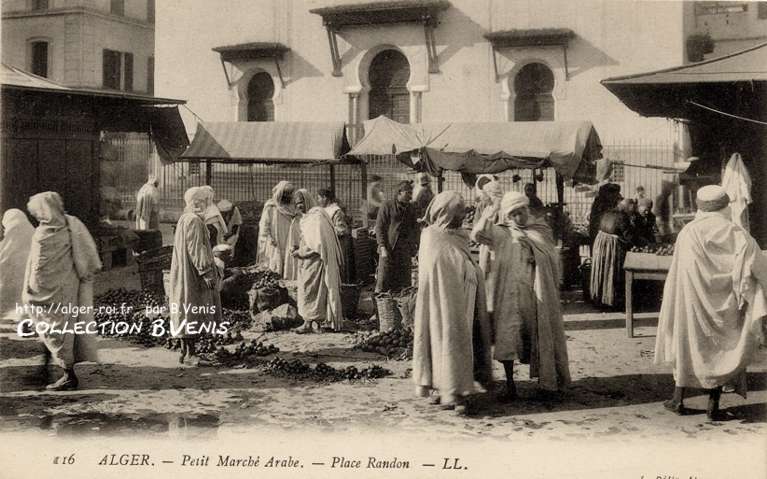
[247,72,275,122]
[514,63,555,121]
[368,50,410,123]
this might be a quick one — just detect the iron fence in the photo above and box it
[105,134,674,227]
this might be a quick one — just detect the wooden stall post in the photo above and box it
[437,170,444,193]
[329,163,336,196]
[205,159,213,186]
[556,172,565,244]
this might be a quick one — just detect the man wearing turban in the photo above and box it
[655,185,767,420]
[135,174,160,230]
[169,187,219,364]
[471,191,570,400]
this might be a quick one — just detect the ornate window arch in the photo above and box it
[513,62,555,121]
[246,71,275,122]
[367,49,411,123]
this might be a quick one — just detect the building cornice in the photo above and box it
[2,8,152,30]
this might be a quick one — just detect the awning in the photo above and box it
[484,28,575,48]
[212,42,290,62]
[1,62,184,105]
[601,42,767,118]
[309,0,450,27]
[179,121,351,164]
[309,0,449,76]
[348,116,602,183]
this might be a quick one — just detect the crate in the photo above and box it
[136,246,173,294]
[136,246,173,271]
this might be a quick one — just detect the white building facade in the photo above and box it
[155,0,698,145]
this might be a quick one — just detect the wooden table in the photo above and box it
[623,252,672,338]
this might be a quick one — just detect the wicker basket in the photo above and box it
[375,293,402,332]
[136,246,173,294]
[394,287,418,330]
[341,283,361,319]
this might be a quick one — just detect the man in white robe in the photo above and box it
[655,185,767,420]
[413,191,492,415]
[292,207,343,333]
[471,191,570,400]
[0,209,34,320]
[170,187,218,364]
[23,192,102,390]
[258,181,300,279]
[135,175,160,230]
[318,188,355,284]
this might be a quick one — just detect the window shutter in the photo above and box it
[124,52,134,91]
[147,57,154,94]
[103,50,121,89]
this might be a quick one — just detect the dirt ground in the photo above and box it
[1,261,765,444]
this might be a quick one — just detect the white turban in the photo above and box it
[500,191,529,219]
[217,199,233,213]
[183,186,207,215]
[696,185,730,212]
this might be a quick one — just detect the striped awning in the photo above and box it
[179,121,351,163]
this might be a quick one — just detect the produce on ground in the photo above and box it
[94,288,252,349]
[265,357,391,382]
[354,327,414,360]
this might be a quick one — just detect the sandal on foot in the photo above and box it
[663,400,689,415]
[46,376,78,391]
[428,396,441,405]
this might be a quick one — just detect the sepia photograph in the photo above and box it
[0,0,766,478]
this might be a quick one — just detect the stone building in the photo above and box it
[2,0,156,94]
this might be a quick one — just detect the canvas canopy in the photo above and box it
[601,42,767,118]
[180,121,351,163]
[347,116,602,182]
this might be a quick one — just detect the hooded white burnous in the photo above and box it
[169,187,219,338]
[135,175,160,230]
[23,192,102,369]
[413,191,493,407]
[296,207,344,332]
[654,185,767,396]
[0,209,34,319]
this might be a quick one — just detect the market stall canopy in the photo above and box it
[601,41,767,117]
[347,115,602,182]
[179,121,351,164]
[1,62,189,162]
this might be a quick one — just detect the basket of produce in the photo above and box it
[374,292,402,332]
[394,287,418,330]
[341,283,362,319]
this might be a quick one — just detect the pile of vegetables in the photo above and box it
[355,327,414,360]
[265,357,391,382]
[630,243,675,256]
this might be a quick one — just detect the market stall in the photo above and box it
[602,41,767,335]
[347,116,603,240]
